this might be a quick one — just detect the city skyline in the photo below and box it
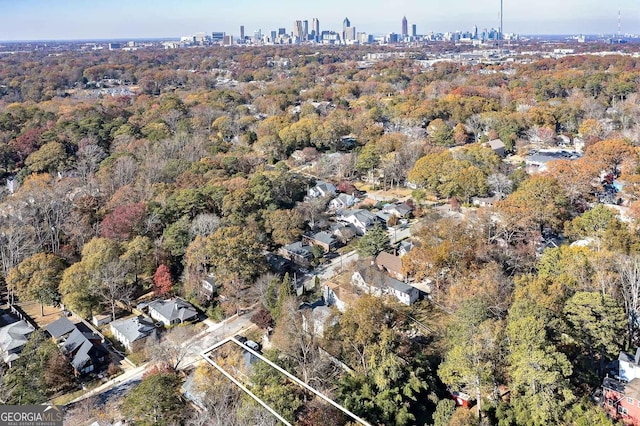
[0,0,638,41]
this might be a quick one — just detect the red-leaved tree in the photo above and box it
[100,202,147,241]
[153,264,173,296]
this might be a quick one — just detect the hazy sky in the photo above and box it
[0,0,638,41]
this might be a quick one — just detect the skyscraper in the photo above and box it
[293,20,303,40]
[402,16,408,37]
[500,0,503,40]
[343,17,350,40]
[303,20,309,41]
[411,24,417,38]
[312,18,320,41]
[240,25,245,41]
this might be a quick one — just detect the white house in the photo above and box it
[110,315,156,351]
[307,181,337,199]
[336,209,377,235]
[148,298,198,327]
[351,268,419,306]
[0,319,35,366]
[329,193,358,210]
[619,349,640,382]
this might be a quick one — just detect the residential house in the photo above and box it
[62,328,109,376]
[472,195,501,207]
[202,275,216,299]
[46,316,76,342]
[323,282,359,313]
[382,202,413,219]
[375,252,405,281]
[602,348,640,425]
[337,209,377,235]
[148,298,198,327]
[603,377,640,425]
[351,267,419,306]
[0,319,35,366]
[618,349,640,381]
[525,150,581,174]
[397,240,414,257]
[110,315,156,351]
[487,139,506,157]
[279,241,314,267]
[303,231,338,253]
[307,181,337,199]
[299,298,336,337]
[266,253,293,274]
[329,193,358,210]
[330,223,357,244]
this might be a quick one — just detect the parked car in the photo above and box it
[244,340,261,352]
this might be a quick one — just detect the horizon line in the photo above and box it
[1,33,639,44]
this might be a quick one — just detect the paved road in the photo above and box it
[66,311,256,406]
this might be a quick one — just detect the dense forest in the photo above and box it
[2,43,640,425]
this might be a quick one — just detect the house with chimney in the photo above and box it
[375,251,405,281]
[336,209,377,235]
[110,315,157,351]
[307,181,337,199]
[351,265,419,306]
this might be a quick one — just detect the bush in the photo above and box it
[107,362,123,378]
[206,304,225,322]
[251,307,274,329]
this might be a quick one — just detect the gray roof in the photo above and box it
[382,202,412,217]
[0,320,34,357]
[341,209,376,225]
[111,315,155,344]
[619,349,640,365]
[283,241,313,258]
[149,299,198,323]
[356,267,415,295]
[62,328,99,354]
[488,139,506,150]
[58,325,108,372]
[311,231,336,246]
[46,316,76,339]
[398,240,414,254]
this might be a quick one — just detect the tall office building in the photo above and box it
[411,24,417,37]
[312,18,320,41]
[303,20,309,41]
[240,25,245,41]
[278,28,286,36]
[402,16,408,37]
[343,17,350,40]
[293,20,303,39]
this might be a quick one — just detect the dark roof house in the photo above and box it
[62,328,109,375]
[46,316,76,342]
[279,241,314,267]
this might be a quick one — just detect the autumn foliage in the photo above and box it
[100,202,147,240]
[153,264,173,296]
